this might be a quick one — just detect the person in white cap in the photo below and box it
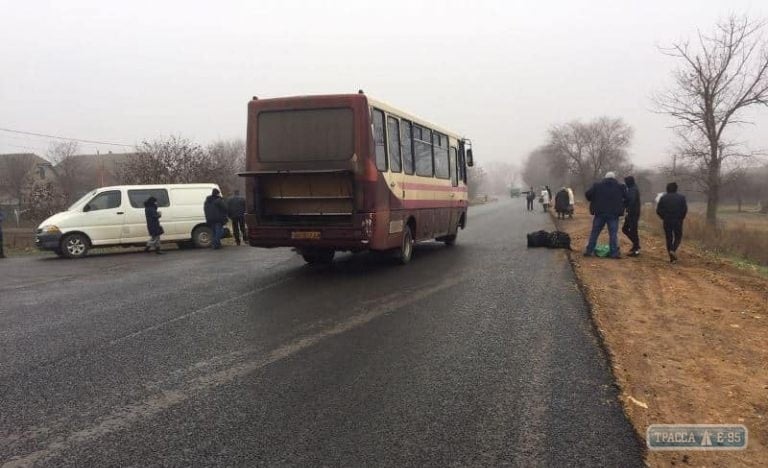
[583,171,627,258]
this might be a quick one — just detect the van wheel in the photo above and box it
[61,233,89,259]
[192,226,213,248]
[396,225,414,264]
[301,249,335,265]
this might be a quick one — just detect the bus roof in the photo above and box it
[251,94,464,140]
[366,96,463,140]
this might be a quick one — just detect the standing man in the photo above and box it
[227,189,247,246]
[566,187,575,218]
[204,188,228,250]
[143,196,164,255]
[656,182,688,263]
[0,207,6,259]
[525,186,536,211]
[622,176,641,256]
[584,171,627,259]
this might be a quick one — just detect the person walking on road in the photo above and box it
[525,186,536,211]
[143,196,164,254]
[204,188,228,250]
[540,186,551,212]
[0,208,6,259]
[554,187,570,220]
[227,189,247,246]
[584,171,627,259]
[622,176,641,257]
[656,182,688,263]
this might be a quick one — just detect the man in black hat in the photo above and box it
[204,188,228,249]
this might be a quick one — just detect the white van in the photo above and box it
[35,184,220,258]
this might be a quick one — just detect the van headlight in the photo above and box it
[39,225,61,234]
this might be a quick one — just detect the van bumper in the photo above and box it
[35,233,62,250]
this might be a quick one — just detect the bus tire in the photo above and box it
[301,249,335,265]
[396,224,414,264]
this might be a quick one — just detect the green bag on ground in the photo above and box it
[594,244,611,258]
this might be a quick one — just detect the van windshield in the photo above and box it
[67,189,97,211]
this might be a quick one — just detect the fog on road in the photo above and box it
[0,199,643,467]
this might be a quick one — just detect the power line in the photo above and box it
[0,127,134,148]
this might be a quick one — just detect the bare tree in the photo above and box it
[521,145,566,190]
[47,141,83,204]
[0,154,36,210]
[655,15,768,225]
[207,139,246,195]
[547,117,633,192]
[120,136,212,184]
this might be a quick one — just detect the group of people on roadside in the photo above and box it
[141,188,248,254]
[525,185,575,219]
[583,171,688,263]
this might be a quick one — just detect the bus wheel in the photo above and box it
[301,249,335,265]
[396,225,414,264]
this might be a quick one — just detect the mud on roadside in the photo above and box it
[554,204,768,467]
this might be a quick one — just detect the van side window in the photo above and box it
[87,190,122,211]
[128,189,170,208]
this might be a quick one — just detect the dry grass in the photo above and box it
[641,209,768,267]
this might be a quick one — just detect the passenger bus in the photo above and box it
[240,93,474,264]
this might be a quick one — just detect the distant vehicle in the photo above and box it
[510,188,521,198]
[35,184,220,258]
[240,93,474,264]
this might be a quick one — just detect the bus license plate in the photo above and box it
[291,231,321,240]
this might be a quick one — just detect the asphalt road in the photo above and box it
[0,199,643,467]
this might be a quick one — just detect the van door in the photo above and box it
[385,115,405,244]
[80,190,125,245]
[122,188,171,243]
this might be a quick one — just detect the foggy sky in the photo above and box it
[2,0,768,169]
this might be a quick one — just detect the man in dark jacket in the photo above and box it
[584,171,627,258]
[656,182,688,263]
[554,187,570,220]
[204,188,228,249]
[0,208,6,258]
[622,175,641,256]
[143,196,164,254]
[227,189,247,246]
[525,186,536,211]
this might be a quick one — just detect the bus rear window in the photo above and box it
[258,108,354,162]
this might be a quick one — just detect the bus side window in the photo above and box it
[372,108,387,171]
[401,120,414,175]
[415,126,433,177]
[387,116,402,173]
[450,147,458,187]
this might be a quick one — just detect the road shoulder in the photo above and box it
[555,205,768,467]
